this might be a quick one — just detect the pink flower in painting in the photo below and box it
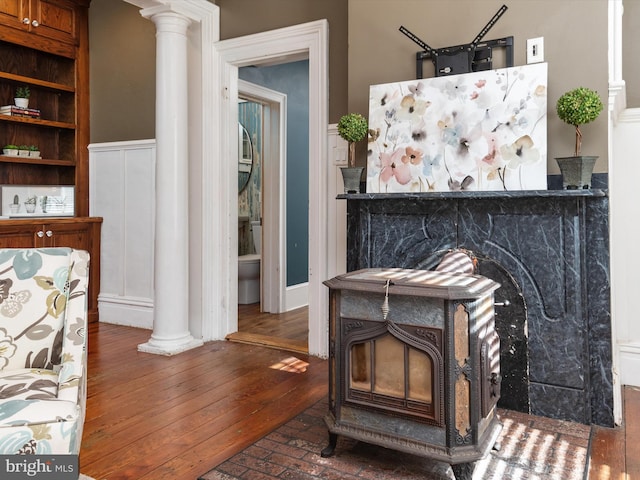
[379,148,412,185]
[402,146,424,166]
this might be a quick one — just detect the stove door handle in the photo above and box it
[494,299,511,307]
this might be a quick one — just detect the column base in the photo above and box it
[138,335,204,356]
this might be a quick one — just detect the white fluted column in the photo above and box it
[138,7,203,355]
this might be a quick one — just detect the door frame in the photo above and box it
[238,80,287,313]
[211,20,329,356]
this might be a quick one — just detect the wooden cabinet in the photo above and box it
[0,0,80,49]
[0,217,102,322]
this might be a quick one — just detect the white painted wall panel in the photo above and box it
[89,140,156,329]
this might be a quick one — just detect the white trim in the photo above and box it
[97,294,154,330]
[619,343,640,386]
[608,0,626,426]
[285,283,310,312]
[238,80,288,314]
[213,20,329,357]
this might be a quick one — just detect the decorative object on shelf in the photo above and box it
[28,145,40,159]
[14,85,30,109]
[1,185,75,217]
[2,145,19,157]
[555,87,604,189]
[337,112,368,193]
[18,145,30,157]
[367,63,548,193]
[0,105,41,118]
[24,195,37,213]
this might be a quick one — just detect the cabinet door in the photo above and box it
[0,0,29,32]
[31,0,78,45]
[43,221,89,250]
[0,221,39,247]
[0,0,78,45]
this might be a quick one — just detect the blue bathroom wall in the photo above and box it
[239,60,309,287]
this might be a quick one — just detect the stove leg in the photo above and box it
[451,462,476,480]
[320,432,338,458]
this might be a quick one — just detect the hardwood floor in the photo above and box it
[80,321,326,479]
[81,320,640,479]
[227,303,308,354]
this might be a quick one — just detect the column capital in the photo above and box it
[125,0,217,23]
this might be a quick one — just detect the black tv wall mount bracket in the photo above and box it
[400,4,513,79]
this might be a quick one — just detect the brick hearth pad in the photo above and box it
[199,399,591,480]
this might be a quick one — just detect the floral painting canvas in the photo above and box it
[367,63,548,192]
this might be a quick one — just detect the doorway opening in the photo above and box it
[229,78,310,354]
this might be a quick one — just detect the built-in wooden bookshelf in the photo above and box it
[0,0,90,215]
[0,0,101,322]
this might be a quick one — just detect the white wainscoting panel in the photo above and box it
[327,124,347,279]
[89,140,156,329]
[612,108,640,388]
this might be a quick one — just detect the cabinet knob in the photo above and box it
[22,17,30,24]
[45,230,53,237]
[31,20,39,27]
[37,230,44,238]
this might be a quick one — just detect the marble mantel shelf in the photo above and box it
[337,188,608,201]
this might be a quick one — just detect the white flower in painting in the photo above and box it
[500,135,540,169]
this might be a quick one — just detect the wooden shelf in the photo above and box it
[0,71,75,93]
[0,114,75,130]
[0,154,74,166]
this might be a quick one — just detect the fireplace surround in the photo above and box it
[341,185,613,427]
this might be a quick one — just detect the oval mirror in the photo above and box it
[238,123,253,193]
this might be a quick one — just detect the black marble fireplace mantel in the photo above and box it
[340,187,613,427]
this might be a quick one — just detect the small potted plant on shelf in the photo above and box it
[28,145,40,158]
[555,86,604,189]
[337,112,368,193]
[2,144,19,157]
[18,145,30,157]
[14,85,30,109]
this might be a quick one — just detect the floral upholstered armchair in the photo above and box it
[0,248,89,454]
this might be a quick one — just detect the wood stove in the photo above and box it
[322,267,502,479]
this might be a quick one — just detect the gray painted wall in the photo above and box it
[89,1,630,168]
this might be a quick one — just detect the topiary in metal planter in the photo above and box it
[340,167,364,194]
[555,156,598,189]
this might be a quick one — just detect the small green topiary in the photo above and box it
[337,113,368,167]
[15,86,30,98]
[556,87,604,156]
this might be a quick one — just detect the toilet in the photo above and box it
[238,220,261,304]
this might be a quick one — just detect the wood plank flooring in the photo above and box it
[81,320,640,479]
[588,385,640,479]
[80,322,326,479]
[227,304,308,353]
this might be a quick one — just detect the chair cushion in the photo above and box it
[0,248,73,371]
[0,397,78,428]
[0,369,58,401]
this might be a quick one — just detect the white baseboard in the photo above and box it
[619,343,640,387]
[285,282,309,312]
[98,294,153,330]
